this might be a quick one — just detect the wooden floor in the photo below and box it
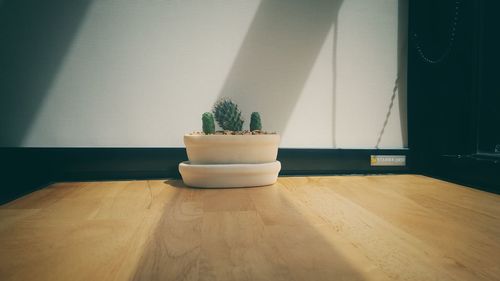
[0,175,499,281]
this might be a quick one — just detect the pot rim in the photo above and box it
[184,133,280,145]
[180,161,280,168]
[184,133,280,137]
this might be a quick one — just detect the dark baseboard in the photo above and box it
[278,148,410,175]
[1,147,410,204]
[424,154,500,194]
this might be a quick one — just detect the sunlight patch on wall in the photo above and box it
[281,23,335,148]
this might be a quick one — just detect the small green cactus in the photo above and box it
[213,98,244,131]
[202,112,215,134]
[250,112,262,131]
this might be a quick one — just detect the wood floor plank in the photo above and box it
[132,186,203,281]
[199,210,292,281]
[201,188,255,213]
[0,175,498,281]
[0,182,86,209]
[249,181,326,226]
[280,177,486,281]
[351,176,500,280]
[91,181,152,220]
[0,209,40,233]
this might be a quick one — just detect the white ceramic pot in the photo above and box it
[179,161,281,188]
[184,134,280,164]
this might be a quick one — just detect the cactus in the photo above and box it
[212,98,244,131]
[202,112,215,134]
[250,112,262,131]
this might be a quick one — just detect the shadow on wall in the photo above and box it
[375,0,408,148]
[398,0,408,147]
[0,0,92,146]
[217,0,344,146]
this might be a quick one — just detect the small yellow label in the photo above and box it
[370,155,406,166]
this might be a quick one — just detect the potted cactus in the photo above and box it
[179,98,281,188]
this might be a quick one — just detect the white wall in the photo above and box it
[4,0,407,148]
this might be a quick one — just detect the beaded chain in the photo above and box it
[412,0,462,64]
